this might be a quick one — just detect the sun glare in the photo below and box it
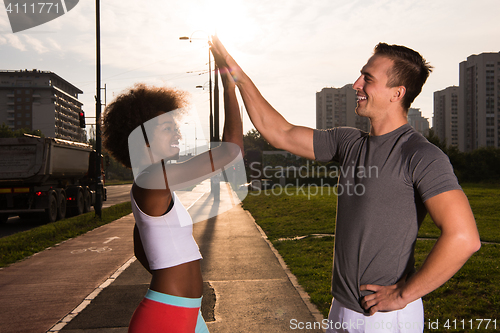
[187,0,259,48]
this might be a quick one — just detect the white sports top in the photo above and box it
[130,190,202,270]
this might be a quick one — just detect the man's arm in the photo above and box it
[360,189,481,315]
[210,36,315,160]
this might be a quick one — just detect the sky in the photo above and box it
[1,0,500,149]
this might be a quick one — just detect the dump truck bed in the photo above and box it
[0,136,92,185]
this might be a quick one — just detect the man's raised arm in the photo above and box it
[210,36,315,160]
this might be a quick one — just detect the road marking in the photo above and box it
[185,191,209,211]
[103,236,120,244]
[71,247,112,254]
[48,257,137,332]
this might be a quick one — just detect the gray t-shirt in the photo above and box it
[313,123,461,313]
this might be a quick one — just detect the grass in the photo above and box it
[0,201,132,268]
[243,189,336,240]
[242,183,500,327]
[418,184,500,242]
[105,180,133,186]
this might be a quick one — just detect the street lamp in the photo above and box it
[180,32,221,200]
[179,33,215,144]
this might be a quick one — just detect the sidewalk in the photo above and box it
[0,182,325,332]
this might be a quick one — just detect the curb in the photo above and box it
[243,209,326,332]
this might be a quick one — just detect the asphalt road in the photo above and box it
[0,184,133,238]
[102,183,132,208]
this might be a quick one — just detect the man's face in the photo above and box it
[352,55,397,118]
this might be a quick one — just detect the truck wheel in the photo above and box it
[73,189,85,216]
[57,191,67,220]
[45,193,58,223]
[83,188,91,213]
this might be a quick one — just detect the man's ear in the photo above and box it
[391,86,406,103]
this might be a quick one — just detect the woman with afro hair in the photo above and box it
[102,51,243,332]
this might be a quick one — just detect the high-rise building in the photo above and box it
[316,84,369,132]
[0,69,85,142]
[459,52,500,151]
[433,86,459,148]
[408,108,430,136]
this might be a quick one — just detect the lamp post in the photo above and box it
[180,32,220,199]
[179,33,214,143]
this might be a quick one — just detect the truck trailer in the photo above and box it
[0,135,106,224]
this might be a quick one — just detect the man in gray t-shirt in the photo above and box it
[211,37,481,332]
[314,123,462,314]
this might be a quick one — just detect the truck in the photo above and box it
[0,135,106,224]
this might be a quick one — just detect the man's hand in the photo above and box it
[210,37,235,90]
[360,279,408,316]
[210,35,242,84]
[209,35,316,160]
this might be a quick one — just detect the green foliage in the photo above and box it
[453,147,500,183]
[243,129,276,153]
[0,122,44,138]
[426,128,447,151]
[425,130,500,183]
[103,149,134,181]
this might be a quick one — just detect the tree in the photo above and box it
[425,127,500,183]
[0,123,44,138]
[425,128,447,153]
[243,129,277,154]
[103,148,134,181]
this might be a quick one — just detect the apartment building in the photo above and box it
[407,108,430,136]
[0,69,85,142]
[316,84,369,132]
[433,86,459,148]
[459,52,500,151]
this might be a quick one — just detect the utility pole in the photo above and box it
[212,61,220,200]
[94,0,102,218]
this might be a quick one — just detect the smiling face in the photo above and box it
[352,55,401,119]
[149,112,181,161]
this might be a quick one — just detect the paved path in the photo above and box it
[0,181,324,333]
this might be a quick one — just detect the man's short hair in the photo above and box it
[374,43,433,110]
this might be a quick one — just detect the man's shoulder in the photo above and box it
[313,127,368,162]
[402,129,445,158]
[400,130,454,182]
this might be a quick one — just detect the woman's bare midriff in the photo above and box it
[150,259,203,298]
